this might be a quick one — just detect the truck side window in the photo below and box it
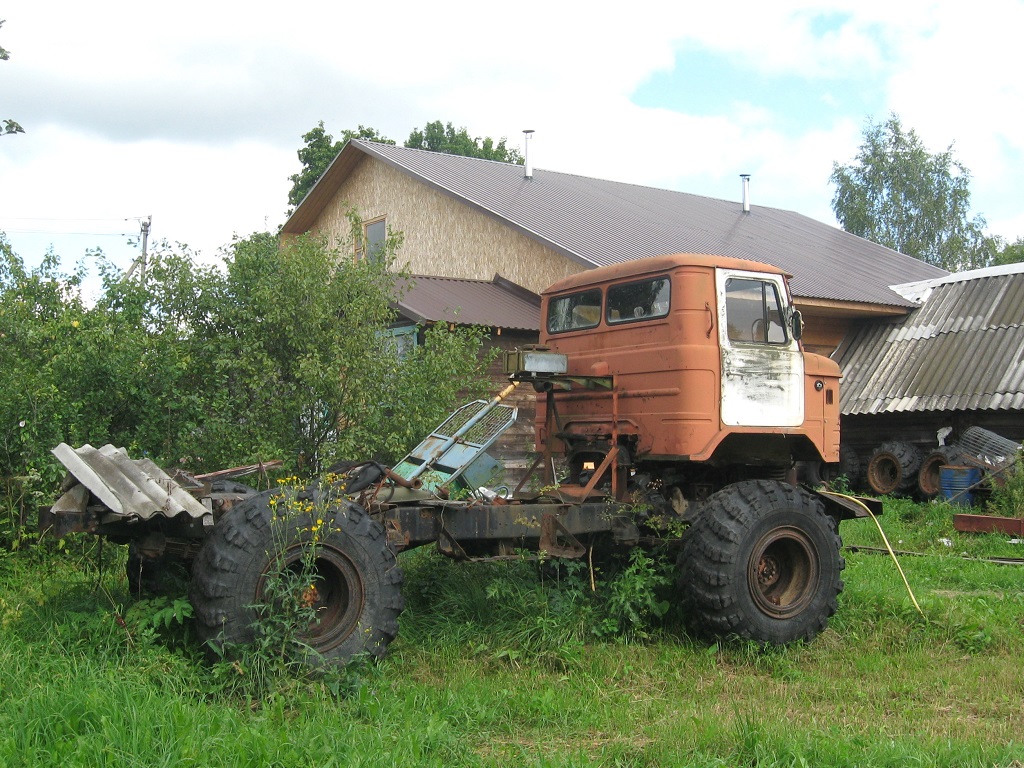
[725,278,788,344]
[606,277,670,324]
[548,289,602,333]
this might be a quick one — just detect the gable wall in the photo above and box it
[308,157,581,294]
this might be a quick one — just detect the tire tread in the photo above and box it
[678,480,844,644]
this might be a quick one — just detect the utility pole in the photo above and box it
[124,215,152,282]
[139,216,151,281]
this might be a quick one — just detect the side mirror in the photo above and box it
[790,309,804,341]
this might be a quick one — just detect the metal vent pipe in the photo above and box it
[740,174,751,213]
[523,129,535,179]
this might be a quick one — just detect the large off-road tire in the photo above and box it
[866,441,922,496]
[678,480,844,645]
[190,486,403,665]
[916,445,962,499]
[838,445,862,489]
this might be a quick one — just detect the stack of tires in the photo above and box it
[864,441,964,499]
[865,441,921,497]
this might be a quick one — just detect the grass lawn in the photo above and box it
[1,496,1022,767]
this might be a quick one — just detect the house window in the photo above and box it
[359,218,387,262]
[724,277,787,344]
[386,325,418,359]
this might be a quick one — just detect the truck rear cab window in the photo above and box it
[606,277,670,324]
[548,288,602,333]
[725,277,788,344]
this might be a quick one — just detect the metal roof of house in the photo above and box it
[284,140,947,310]
[393,274,540,331]
[836,264,1024,415]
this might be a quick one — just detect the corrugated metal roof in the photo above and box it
[52,443,209,521]
[891,261,1024,303]
[284,141,948,309]
[837,269,1024,415]
[394,274,540,331]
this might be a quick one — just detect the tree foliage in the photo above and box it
[286,123,394,209]
[993,237,1024,267]
[0,224,492,536]
[830,114,993,272]
[405,120,522,164]
[215,219,493,467]
[1,20,24,136]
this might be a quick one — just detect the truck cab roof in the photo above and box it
[542,253,790,296]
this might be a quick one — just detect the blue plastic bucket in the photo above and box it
[940,465,982,505]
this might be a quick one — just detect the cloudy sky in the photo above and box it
[2,0,1022,276]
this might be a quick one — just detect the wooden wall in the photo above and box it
[797,306,853,357]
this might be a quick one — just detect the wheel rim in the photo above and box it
[918,455,944,496]
[258,544,365,651]
[868,454,899,494]
[747,526,819,619]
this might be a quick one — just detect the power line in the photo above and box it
[1,215,152,237]
[2,229,134,236]
[1,216,139,222]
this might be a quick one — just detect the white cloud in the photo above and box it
[1,124,292,265]
[2,0,1022,268]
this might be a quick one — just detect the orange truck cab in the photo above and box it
[528,254,841,497]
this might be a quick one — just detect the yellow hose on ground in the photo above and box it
[830,491,925,617]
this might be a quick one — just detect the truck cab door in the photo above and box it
[716,269,805,427]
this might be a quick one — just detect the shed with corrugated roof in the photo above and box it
[836,263,1024,468]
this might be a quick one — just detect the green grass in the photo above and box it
[2,497,1023,767]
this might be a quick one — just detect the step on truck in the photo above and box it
[44,253,878,664]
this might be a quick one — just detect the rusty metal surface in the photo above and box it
[815,490,883,520]
[838,264,1024,416]
[194,460,283,481]
[51,443,209,521]
[285,140,945,308]
[532,257,839,469]
[380,499,636,556]
[953,513,1024,536]
[38,504,96,537]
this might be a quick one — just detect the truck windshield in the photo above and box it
[547,289,602,333]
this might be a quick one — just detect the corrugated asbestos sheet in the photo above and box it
[837,267,1024,415]
[284,141,948,309]
[52,443,209,521]
[394,274,540,330]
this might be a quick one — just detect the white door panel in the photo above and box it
[717,269,804,427]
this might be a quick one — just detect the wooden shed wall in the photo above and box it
[798,310,852,357]
[843,411,1024,457]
